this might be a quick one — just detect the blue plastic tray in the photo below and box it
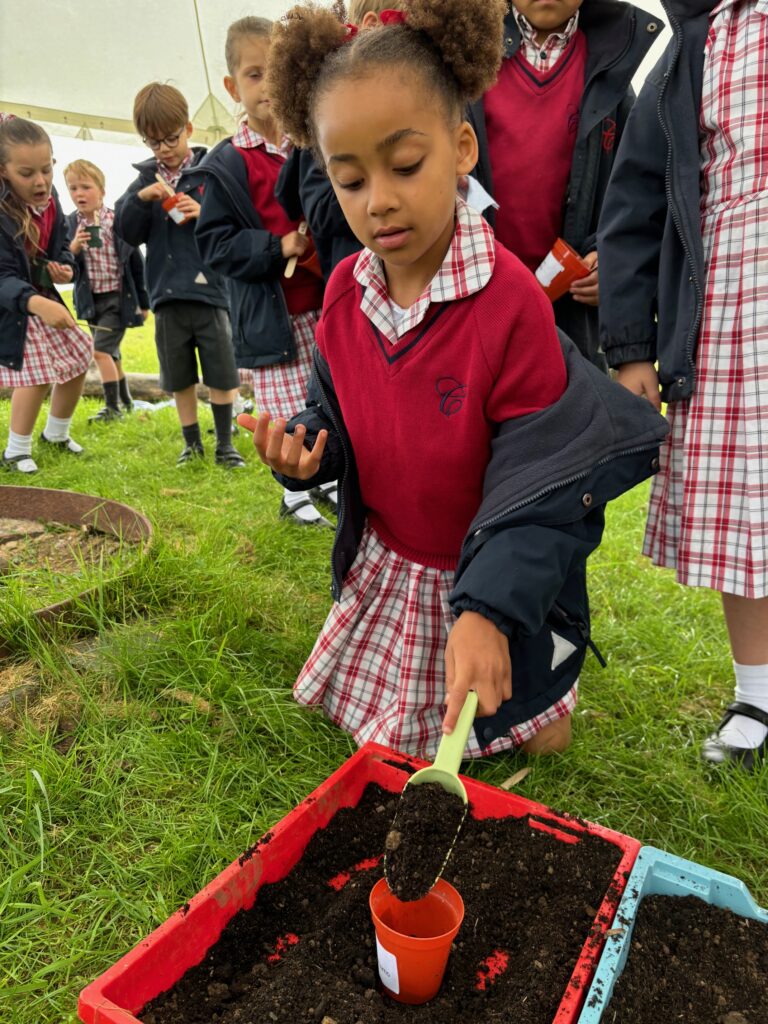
[579,846,768,1022]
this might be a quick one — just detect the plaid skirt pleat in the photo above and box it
[294,525,577,759]
[248,309,319,420]
[643,3,768,597]
[0,317,93,388]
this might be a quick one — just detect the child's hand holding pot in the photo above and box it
[443,611,512,735]
[69,225,91,255]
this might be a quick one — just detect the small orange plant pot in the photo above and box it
[535,238,591,302]
[162,193,191,226]
[369,876,464,1004]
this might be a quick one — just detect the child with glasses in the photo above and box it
[114,83,245,468]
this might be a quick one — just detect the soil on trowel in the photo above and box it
[142,784,624,1024]
[595,894,768,1023]
[385,782,466,901]
[0,518,125,601]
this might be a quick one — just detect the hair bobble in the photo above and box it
[343,22,359,38]
[380,9,407,25]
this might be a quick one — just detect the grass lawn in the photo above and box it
[1,323,766,1023]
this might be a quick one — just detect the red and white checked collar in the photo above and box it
[513,6,579,70]
[711,0,768,15]
[232,120,292,158]
[156,151,194,190]
[353,197,496,344]
[75,204,112,228]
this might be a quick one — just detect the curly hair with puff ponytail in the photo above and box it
[267,0,506,153]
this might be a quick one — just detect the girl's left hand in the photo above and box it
[569,251,599,306]
[47,262,74,284]
[443,611,512,735]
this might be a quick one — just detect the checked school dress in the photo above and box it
[0,198,92,389]
[644,0,768,597]
[294,201,577,760]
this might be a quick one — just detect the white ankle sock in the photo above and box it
[283,488,324,523]
[43,413,72,442]
[316,480,338,505]
[718,661,768,749]
[5,429,33,459]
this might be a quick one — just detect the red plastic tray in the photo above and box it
[78,743,640,1024]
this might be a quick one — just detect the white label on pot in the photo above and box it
[168,206,186,224]
[375,936,400,994]
[535,251,564,287]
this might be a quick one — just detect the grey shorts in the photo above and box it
[154,301,239,393]
[89,291,126,359]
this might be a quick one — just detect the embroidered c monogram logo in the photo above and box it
[436,377,467,417]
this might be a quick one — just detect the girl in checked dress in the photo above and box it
[0,117,92,473]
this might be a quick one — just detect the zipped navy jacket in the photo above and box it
[113,147,228,313]
[597,0,715,401]
[469,0,663,368]
[275,334,669,749]
[65,211,150,328]
[0,187,76,371]
[192,138,297,369]
[276,147,361,282]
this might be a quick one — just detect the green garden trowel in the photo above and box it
[405,689,479,802]
[384,690,478,893]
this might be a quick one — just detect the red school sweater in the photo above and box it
[316,247,567,570]
[235,145,324,316]
[484,31,587,272]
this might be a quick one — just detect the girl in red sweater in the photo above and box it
[240,0,667,759]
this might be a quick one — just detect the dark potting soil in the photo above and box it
[596,894,768,1023]
[384,782,466,901]
[142,784,623,1024]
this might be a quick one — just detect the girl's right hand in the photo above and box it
[239,411,328,480]
[616,361,662,411]
[69,225,91,255]
[281,230,310,259]
[27,295,76,330]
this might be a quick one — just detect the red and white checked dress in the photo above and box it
[294,201,577,759]
[231,121,320,419]
[644,0,768,597]
[0,199,92,389]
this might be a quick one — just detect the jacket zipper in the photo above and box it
[552,602,607,668]
[472,441,660,537]
[312,362,351,598]
[656,6,703,391]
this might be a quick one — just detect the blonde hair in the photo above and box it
[225,16,273,74]
[347,0,404,24]
[0,116,52,249]
[133,83,189,138]
[63,159,106,193]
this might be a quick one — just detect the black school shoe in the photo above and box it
[2,452,38,473]
[701,701,768,771]
[40,433,83,454]
[279,496,333,528]
[88,405,123,423]
[177,441,205,465]
[214,442,246,469]
[310,484,339,514]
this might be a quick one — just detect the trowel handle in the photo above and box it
[433,690,479,776]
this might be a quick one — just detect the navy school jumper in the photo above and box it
[469,0,664,368]
[0,187,77,371]
[65,211,150,328]
[113,147,228,313]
